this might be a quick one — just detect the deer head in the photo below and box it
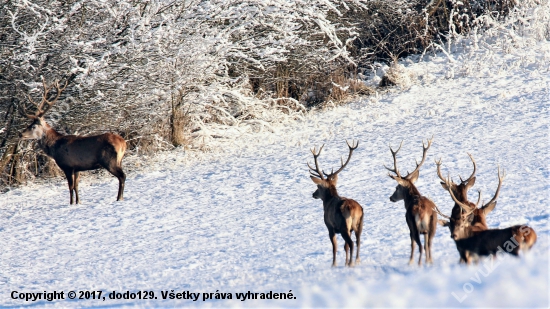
[308,140,359,201]
[434,167,505,240]
[435,153,477,212]
[433,183,481,240]
[385,137,433,202]
[20,77,67,140]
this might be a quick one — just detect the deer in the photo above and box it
[435,153,479,220]
[433,169,537,264]
[434,154,496,242]
[434,162,503,263]
[308,140,364,267]
[435,164,503,241]
[19,77,127,204]
[385,137,437,266]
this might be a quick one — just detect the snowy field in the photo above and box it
[1,26,550,309]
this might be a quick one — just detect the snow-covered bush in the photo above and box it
[379,63,416,89]
[0,0,366,186]
[0,0,538,188]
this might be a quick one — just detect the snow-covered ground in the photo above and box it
[1,18,549,309]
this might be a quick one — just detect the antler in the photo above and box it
[458,153,477,184]
[475,189,482,206]
[308,144,325,180]
[384,140,403,178]
[404,136,433,180]
[324,140,359,178]
[443,174,477,217]
[22,77,68,118]
[435,157,448,184]
[481,166,505,210]
[432,203,451,219]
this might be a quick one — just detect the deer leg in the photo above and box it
[329,231,337,267]
[117,168,126,201]
[408,234,415,265]
[413,232,423,266]
[427,233,434,264]
[424,233,430,264]
[74,171,81,204]
[465,251,472,265]
[406,215,417,265]
[429,212,437,264]
[355,229,361,265]
[344,242,350,266]
[341,231,355,267]
[105,164,126,201]
[63,170,75,205]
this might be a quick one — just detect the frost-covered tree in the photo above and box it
[0,0,368,186]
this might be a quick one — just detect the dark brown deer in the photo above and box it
[434,171,537,263]
[435,165,504,241]
[19,78,127,204]
[435,153,478,219]
[385,137,437,266]
[308,140,364,267]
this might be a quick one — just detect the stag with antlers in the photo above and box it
[434,168,537,263]
[385,137,437,266]
[20,77,127,204]
[434,155,498,239]
[435,154,479,220]
[308,140,364,267]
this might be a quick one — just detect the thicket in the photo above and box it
[0,0,541,189]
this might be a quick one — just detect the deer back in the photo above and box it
[47,133,126,171]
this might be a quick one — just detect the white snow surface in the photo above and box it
[2,40,549,309]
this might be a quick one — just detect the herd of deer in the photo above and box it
[308,137,537,267]
[18,79,537,268]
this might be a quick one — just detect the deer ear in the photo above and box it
[407,170,420,183]
[482,200,497,215]
[395,177,408,187]
[438,219,450,227]
[310,176,324,185]
[465,176,476,190]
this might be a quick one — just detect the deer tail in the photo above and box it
[513,226,537,252]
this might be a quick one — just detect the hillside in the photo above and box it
[1,4,549,307]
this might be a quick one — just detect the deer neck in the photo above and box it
[459,226,479,239]
[403,184,421,208]
[471,209,488,230]
[321,185,341,208]
[37,124,63,157]
[453,189,473,211]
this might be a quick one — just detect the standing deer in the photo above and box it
[435,164,503,241]
[385,137,437,266]
[434,170,537,263]
[308,140,364,267]
[19,78,127,204]
[434,156,497,263]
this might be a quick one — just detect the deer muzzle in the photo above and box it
[312,190,320,199]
